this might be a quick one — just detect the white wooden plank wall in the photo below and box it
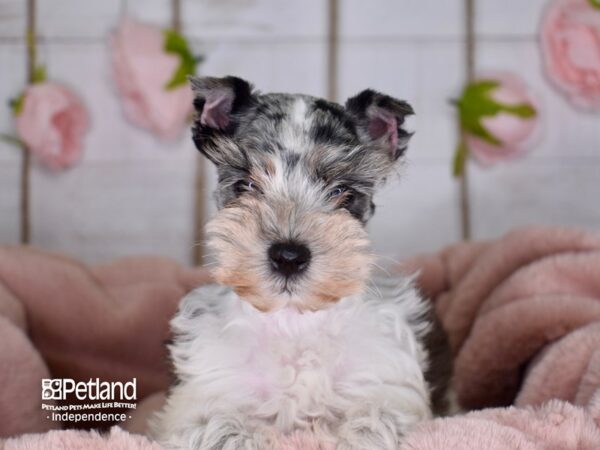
[0,0,598,265]
[0,0,25,244]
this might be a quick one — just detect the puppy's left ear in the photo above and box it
[189,75,255,132]
[189,75,257,166]
[345,90,414,161]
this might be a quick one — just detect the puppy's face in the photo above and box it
[191,76,414,311]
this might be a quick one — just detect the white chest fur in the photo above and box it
[153,277,433,449]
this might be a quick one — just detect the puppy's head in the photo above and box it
[191,76,414,311]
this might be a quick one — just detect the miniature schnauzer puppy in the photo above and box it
[152,76,452,449]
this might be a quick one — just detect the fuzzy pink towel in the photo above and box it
[2,226,600,449]
[399,226,600,411]
[400,398,600,450]
[1,426,162,449]
[0,246,209,437]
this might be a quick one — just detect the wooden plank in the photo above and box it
[36,0,121,39]
[338,41,464,162]
[0,163,21,243]
[30,160,198,263]
[199,40,327,97]
[35,0,326,40]
[368,162,461,260]
[476,0,548,38]
[0,0,25,38]
[470,161,600,239]
[340,0,463,39]
[0,43,25,243]
[35,0,186,39]
[183,0,326,40]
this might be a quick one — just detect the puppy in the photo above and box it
[152,76,452,450]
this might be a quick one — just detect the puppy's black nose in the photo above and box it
[268,242,311,277]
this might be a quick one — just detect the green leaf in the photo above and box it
[0,133,25,149]
[452,140,469,177]
[163,29,199,90]
[164,29,190,55]
[589,0,600,10]
[32,65,47,84]
[165,58,197,90]
[9,93,25,116]
[456,79,537,147]
[503,103,536,118]
[457,81,503,145]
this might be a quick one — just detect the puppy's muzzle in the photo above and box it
[268,242,311,277]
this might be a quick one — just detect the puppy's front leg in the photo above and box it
[337,411,400,450]
[337,399,431,450]
[163,416,271,450]
[197,416,269,450]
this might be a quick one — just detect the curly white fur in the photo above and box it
[152,276,433,450]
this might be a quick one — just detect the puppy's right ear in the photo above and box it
[189,76,256,164]
[345,89,414,162]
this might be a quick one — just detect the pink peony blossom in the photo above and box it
[16,82,89,170]
[466,73,540,166]
[110,18,194,140]
[541,0,600,110]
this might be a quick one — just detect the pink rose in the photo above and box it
[110,18,194,140]
[542,0,600,110]
[16,82,89,170]
[465,73,540,166]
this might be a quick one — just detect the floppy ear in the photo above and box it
[345,89,414,161]
[189,76,256,164]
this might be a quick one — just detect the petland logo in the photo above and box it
[42,378,137,401]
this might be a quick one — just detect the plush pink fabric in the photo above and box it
[2,227,600,448]
[400,400,600,450]
[0,316,60,436]
[399,226,600,410]
[392,226,600,448]
[516,322,600,408]
[402,227,600,353]
[0,246,209,437]
[1,426,162,449]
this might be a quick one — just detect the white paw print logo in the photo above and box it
[41,379,62,400]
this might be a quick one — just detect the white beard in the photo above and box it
[151,276,433,450]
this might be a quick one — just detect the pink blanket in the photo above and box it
[1,226,600,449]
[399,226,600,411]
[0,246,209,436]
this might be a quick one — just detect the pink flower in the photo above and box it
[541,0,600,110]
[465,73,540,166]
[110,18,194,140]
[16,82,89,170]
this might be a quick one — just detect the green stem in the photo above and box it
[0,133,25,149]
[453,140,469,177]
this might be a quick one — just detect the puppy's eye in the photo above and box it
[233,179,256,196]
[328,185,348,199]
[328,185,356,209]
